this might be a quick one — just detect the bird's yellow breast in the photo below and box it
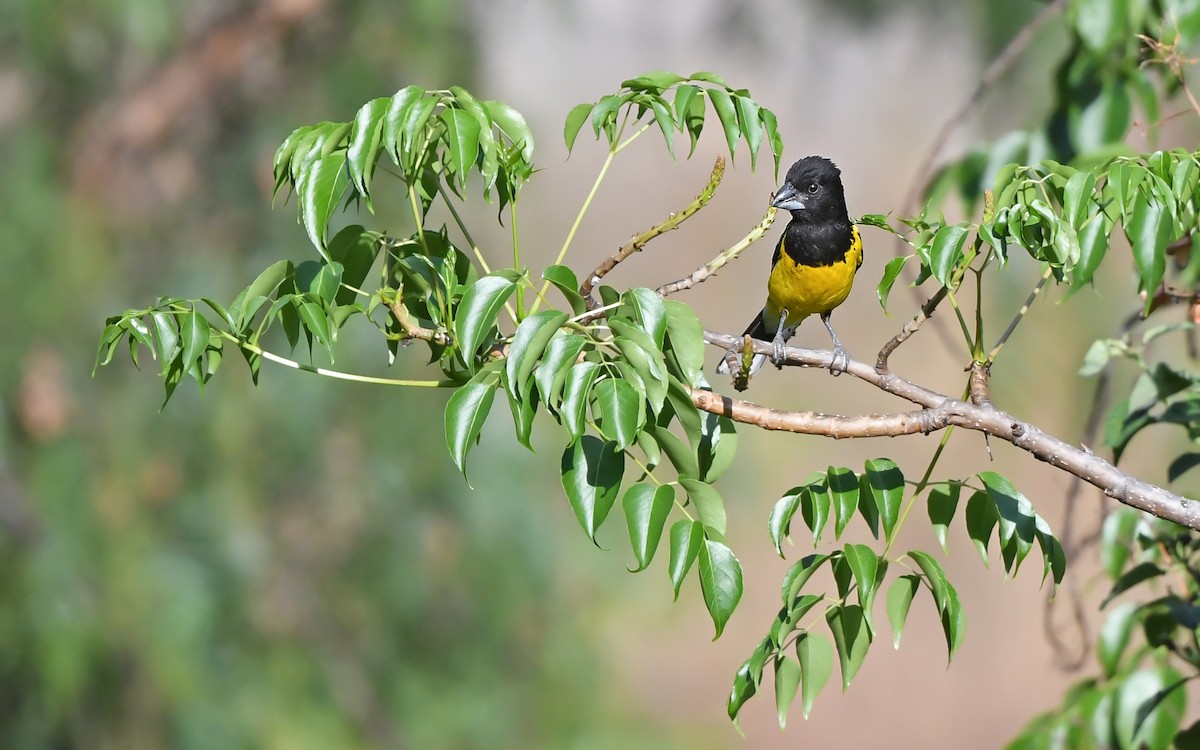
[764,226,862,329]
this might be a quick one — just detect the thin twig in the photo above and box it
[701,329,1200,530]
[988,265,1054,362]
[655,206,778,297]
[876,286,949,372]
[580,156,727,307]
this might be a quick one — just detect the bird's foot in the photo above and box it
[829,345,850,376]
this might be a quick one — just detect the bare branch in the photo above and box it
[386,299,452,346]
[702,329,1200,530]
[655,206,778,298]
[876,286,949,372]
[580,155,726,308]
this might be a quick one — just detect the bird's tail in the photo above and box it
[715,312,771,376]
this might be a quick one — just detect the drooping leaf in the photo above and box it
[827,466,859,539]
[622,482,674,572]
[454,270,521,360]
[560,436,624,544]
[563,102,593,154]
[927,484,961,553]
[699,539,743,639]
[795,631,835,719]
[773,656,801,728]
[668,519,704,600]
[298,152,348,260]
[885,574,921,649]
[444,368,500,480]
[560,361,601,438]
[593,377,642,450]
[680,477,727,537]
[769,488,803,557]
[825,604,871,690]
[864,458,904,543]
[506,310,569,399]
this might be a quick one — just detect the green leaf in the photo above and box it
[593,377,642,450]
[502,367,538,450]
[560,361,601,438]
[698,413,737,483]
[455,273,520,360]
[680,477,727,537]
[801,480,832,545]
[649,97,677,159]
[965,490,998,565]
[483,99,535,163]
[908,550,965,660]
[622,482,674,572]
[623,288,668,348]
[541,265,587,315]
[1101,561,1164,609]
[781,553,830,604]
[179,308,211,378]
[298,152,348,260]
[699,539,743,639]
[309,261,343,305]
[1063,169,1097,229]
[383,85,426,164]
[563,102,593,154]
[1127,190,1172,305]
[795,631,834,719]
[231,259,293,329]
[769,657,801,730]
[728,637,769,725]
[927,484,961,553]
[663,300,705,385]
[444,369,499,480]
[886,574,921,649]
[827,466,859,539]
[1097,601,1137,679]
[863,458,904,543]
[1074,0,1127,52]
[928,224,969,287]
[734,95,762,169]
[876,255,911,311]
[651,424,700,479]
[668,519,704,600]
[979,471,1037,576]
[705,88,740,160]
[506,310,568,399]
[760,107,784,178]
[843,543,882,632]
[769,489,802,557]
[534,332,587,409]
[560,436,624,544]
[346,97,390,199]
[825,604,871,690]
[1100,507,1138,580]
[149,311,181,376]
[295,299,333,353]
[440,108,482,191]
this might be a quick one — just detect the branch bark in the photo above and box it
[700,330,1200,530]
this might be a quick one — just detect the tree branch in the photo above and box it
[701,329,1200,530]
[580,155,726,308]
[876,286,949,372]
[655,206,777,297]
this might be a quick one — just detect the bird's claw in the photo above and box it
[829,345,849,376]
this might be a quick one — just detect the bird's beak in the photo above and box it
[771,182,804,211]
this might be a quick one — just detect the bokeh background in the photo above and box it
[3,0,1197,747]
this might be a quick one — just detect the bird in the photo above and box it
[717,155,862,379]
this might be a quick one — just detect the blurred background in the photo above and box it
[3,0,1197,747]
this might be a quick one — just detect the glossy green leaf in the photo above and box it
[541,265,587,315]
[928,224,969,287]
[773,656,801,728]
[735,95,762,169]
[346,97,390,198]
[876,255,911,311]
[483,99,534,163]
[506,310,568,399]
[382,85,426,164]
[825,604,871,690]
[651,424,700,479]
[965,490,998,566]
[827,466,859,539]
[440,108,481,191]
[663,300,705,385]
[863,458,904,543]
[534,332,587,409]
[622,482,674,572]
[560,361,601,438]
[308,261,343,305]
[231,259,293,329]
[563,102,593,153]
[179,308,210,378]
[843,543,881,632]
[149,311,180,376]
[298,153,348,260]
[680,477,726,537]
[668,519,704,600]
[886,574,921,649]
[801,480,832,545]
[1127,190,1172,305]
[769,488,803,557]
[593,377,642,450]
[560,435,624,544]
[909,550,965,660]
[979,471,1037,576]
[698,413,737,483]
[1100,508,1138,580]
[781,554,830,604]
[444,369,499,479]
[699,539,743,639]
[706,87,740,160]
[728,636,769,725]
[623,288,667,348]
[927,484,961,553]
[795,631,834,719]
[296,300,333,352]
[453,272,520,360]
[649,97,677,160]
[501,367,538,450]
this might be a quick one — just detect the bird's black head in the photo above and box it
[771,156,849,223]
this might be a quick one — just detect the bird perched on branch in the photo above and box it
[718,155,862,380]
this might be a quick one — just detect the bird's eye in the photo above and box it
[807,182,819,194]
